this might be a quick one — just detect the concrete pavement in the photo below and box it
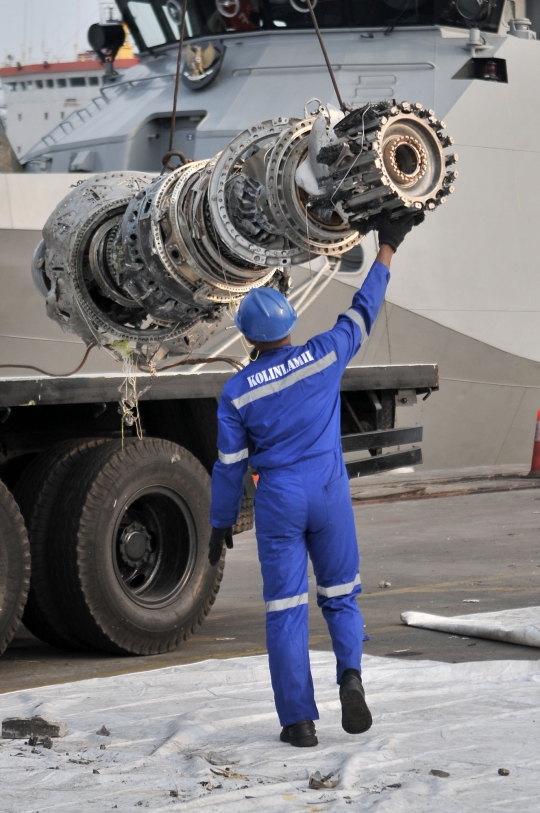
[2,477,539,693]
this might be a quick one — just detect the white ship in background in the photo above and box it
[0,48,138,158]
[1,0,540,471]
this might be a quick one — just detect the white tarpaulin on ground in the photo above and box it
[0,652,539,812]
[401,607,540,648]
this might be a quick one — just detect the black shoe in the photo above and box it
[280,719,318,747]
[339,670,373,734]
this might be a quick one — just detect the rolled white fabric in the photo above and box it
[401,607,540,648]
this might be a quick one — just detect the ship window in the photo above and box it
[26,80,34,89]
[70,76,86,87]
[89,76,100,85]
[57,78,67,88]
[6,82,16,92]
[44,112,49,119]
[162,2,194,38]
[46,79,54,88]
[453,56,508,83]
[116,0,505,50]
[17,113,22,121]
[36,79,44,89]
[127,0,168,47]
[19,82,26,90]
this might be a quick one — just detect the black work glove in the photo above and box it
[377,210,425,253]
[208,526,234,566]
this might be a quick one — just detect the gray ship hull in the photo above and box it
[3,22,540,469]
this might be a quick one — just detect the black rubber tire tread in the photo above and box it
[232,491,254,535]
[54,438,225,655]
[0,480,31,655]
[13,438,113,650]
[232,473,255,536]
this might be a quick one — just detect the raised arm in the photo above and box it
[375,243,395,269]
[315,211,424,368]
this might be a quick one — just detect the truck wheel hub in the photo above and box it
[120,523,152,567]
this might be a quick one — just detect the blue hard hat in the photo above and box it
[234,287,298,342]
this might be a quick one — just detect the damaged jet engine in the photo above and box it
[34,100,457,363]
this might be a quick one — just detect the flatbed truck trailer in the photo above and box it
[0,362,437,656]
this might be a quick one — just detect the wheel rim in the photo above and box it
[112,485,197,608]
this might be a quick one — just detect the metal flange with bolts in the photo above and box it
[34,100,457,365]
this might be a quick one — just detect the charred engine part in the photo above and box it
[309,100,458,232]
[37,102,456,363]
[39,171,221,359]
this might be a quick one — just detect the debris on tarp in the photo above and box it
[0,652,538,811]
[96,725,110,736]
[2,716,67,739]
[309,771,341,789]
[28,735,53,749]
[210,767,247,780]
[378,581,392,588]
[498,768,510,776]
[430,769,450,778]
[401,606,540,648]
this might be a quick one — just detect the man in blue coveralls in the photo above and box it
[208,212,423,747]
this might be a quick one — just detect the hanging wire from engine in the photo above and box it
[140,354,245,373]
[0,343,96,377]
[225,301,256,361]
[112,340,146,444]
[304,0,347,113]
[330,103,372,205]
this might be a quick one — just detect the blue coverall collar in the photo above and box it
[256,344,298,358]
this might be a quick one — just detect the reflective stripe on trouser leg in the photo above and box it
[306,457,364,683]
[316,588,364,683]
[255,470,318,727]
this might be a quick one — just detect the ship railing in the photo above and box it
[40,73,176,147]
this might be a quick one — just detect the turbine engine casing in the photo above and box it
[35,102,457,363]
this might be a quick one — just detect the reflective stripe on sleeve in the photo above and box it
[265,592,309,613]
[316,573,361,598]
[218,448,249,465]
[344,308,369,339]
[232,351,337,410]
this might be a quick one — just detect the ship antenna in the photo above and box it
[168,0,188,156]
[304,0,346,113]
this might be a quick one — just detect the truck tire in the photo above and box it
[54,438,224,655]
[232,476,255,535]
[0,480,30,655]
[13,439,113,650]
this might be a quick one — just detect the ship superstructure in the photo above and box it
[1,0,540,470]
[0,53,139,159]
